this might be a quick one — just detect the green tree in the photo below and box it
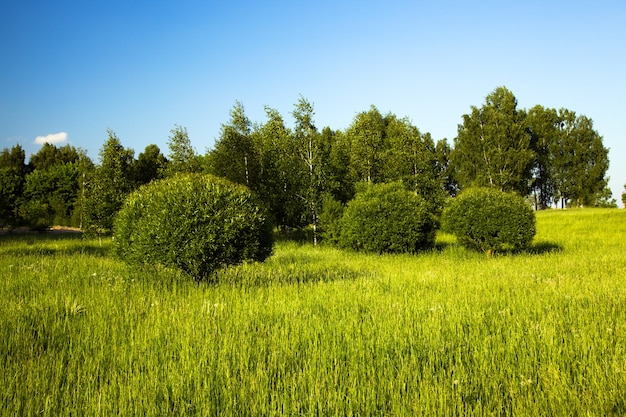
[83,130,135,237]
[165,125,201,176]
[253,106,306,229]
[346,105,387,184]
[382,116,446,213]
[526,105,560,209]
[591,185,616,208]
[622,184,626,207]
[435,138,458,197]
[29,143,80,171]
[292,96,322,244]
[206,102,260,188]
[74,149,95,229]
[20,163,80,229]
[0,145,27,228]
[133,144,168,187]
[552,110,609,207]
[19,143,85,228]
[452,87,534,195]
[1,145,27,169]
[321,128,353,203]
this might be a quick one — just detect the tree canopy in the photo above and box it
[82,130,135,236]
[0,145,27,227]
[453,87,611,208]
[166,125,201,176]
[452,87,534,195]
[2,86,616,233]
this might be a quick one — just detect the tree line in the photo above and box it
[0,86,614,236]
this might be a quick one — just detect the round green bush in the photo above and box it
[441,187,536,253]
[338,182,437,254]
[113,173,274,280]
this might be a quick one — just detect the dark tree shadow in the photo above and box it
[429,239,564,257]
[524,241,564,255]
[490,241,564,256]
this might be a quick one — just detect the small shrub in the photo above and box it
[113,173,273,280]
[338,182,437,254]
[442,187,535,254]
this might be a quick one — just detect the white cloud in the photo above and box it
[34,132,68,145]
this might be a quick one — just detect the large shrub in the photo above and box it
[113,173,273,280]
[442,187,535,254]
[338,182,437,254]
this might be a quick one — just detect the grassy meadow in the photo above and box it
[1,209,625,416]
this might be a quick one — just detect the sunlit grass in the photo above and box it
[1,209,625,416]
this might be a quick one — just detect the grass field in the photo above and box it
[1,209,625,416]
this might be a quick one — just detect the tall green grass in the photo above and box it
[1,209,625,416]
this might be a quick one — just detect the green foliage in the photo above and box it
[382,117,448,214]
[28,143,80,171]
[0,145,27,228]
[435,138,458,197]
[113,173,274,280]
[320,128,353,203]
[20,163,80,229]
[252,106,307,229]
[206,104,258,187]
[133,144,168,186]
[0,144,27,171]
[165,125,202,176]
[292,96,323,244]
[526,105,560,209]
[5,90,612,243]
[551,110,609,207]
[0,169,23,228]
[591,185,617,208]
[318,193,344,245]
[338,182,436,254]
[346,105,387,183]
[344,108,447,214]
[442,187,536,253]
[83,131,135,236]
[452,86,534,195]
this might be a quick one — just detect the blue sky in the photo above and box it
[2,0,625,204]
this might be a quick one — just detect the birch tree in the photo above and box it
[292,96,321,244]
[452,87,534,195]
[166,125,201,176]
[346,106,386,184]
[207,102,259,188]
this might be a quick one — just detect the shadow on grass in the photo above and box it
[525,241,564,255]
[490,241,564,257]
[430,239,563,257]
[0,232,110,258]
